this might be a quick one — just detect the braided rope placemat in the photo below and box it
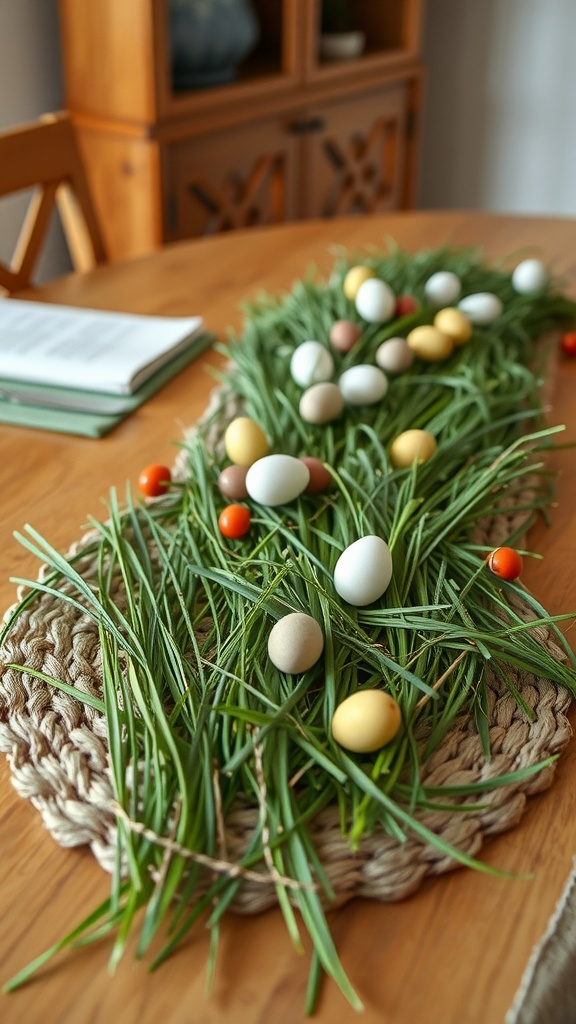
[0,377,572,912]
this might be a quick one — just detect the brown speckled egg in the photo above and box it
[217,464,249,500]
[300,457,332,493]
[329,319,362,353]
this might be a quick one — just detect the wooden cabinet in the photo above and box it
[58,0,425,261]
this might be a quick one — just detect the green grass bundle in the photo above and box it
[4,243,576,1011]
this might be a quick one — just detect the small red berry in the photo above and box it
[138,463,172,497]
[487,546,523,581]
[218,504,251,539]
[560,332,576,357]
[395,294,419,317]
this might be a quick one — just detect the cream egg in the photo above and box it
[333,535,393,606]
[338,364,389,405]
[299,382,345,424]
[457,292,503,325]
[267,612,325,674]
[290,340,334,387]
[355,278,396,323]
[245,454,310,506]
[424,271,461,307]
[224,417,269,467]
[375,337,414,374]
[331,689,401,753]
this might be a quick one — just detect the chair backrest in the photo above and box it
[0,112,107,293]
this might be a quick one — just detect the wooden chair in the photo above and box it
[0,112,107,293]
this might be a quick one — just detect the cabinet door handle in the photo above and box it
[288,117,326,136]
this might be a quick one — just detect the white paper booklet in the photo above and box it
[0,298,204,394]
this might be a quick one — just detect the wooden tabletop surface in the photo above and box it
[1,211,576,1024]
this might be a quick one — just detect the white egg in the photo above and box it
[290,340,334,387]
[375,336,414,374]
[511,258,547,294]
[424,271,461,307]
[457,292,503,325]
[333,536,393,606]
[246,454,310,506]
[338,364,389,405]
[355,278,396,323]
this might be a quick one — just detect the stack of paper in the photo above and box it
[0,299,209,437]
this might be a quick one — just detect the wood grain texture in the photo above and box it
[1,212,576,1024]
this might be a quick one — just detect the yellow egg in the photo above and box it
[406,325,454,362]
[224,417,269,467]
[433,307,473,346]
[331,690,401,753]
[390,429,437,468]
[343,265,376,301]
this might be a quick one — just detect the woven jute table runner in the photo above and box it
[0,379,572,913]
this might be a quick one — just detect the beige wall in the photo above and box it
[419,0,576,215]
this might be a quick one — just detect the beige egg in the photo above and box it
[375,336,414,374]
[390,429,437,469]
[433,307,472,346]
[299,382,344,424]
[343,265,375,301]
[224,417,269,467]
[268,613,324,674]
[406,325,454,362]
[331,689,401,753]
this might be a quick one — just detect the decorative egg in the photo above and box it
[290,340,334,387]
[300,456,332,493]
[333,535,393,606]
[331,690,401,753]
[224,417,269,467]
[424,271,461,307]
[390,429,437,468]
[512,258,547,294]
[375,337,414,374]
[355,278,396,323]
[299,382,345,424]
[343,265,375,301]
[338,364,389,405]
[246,454,310,506]
[406,325,454,362]
[329,319,362,353]
[457,292,503,325]
[217,464,249,500]
[433,307,472,346]
[267,612,325,674]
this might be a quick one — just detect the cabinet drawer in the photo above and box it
[299,84,411,218]
[165,117,300,240]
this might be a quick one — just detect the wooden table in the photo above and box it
[1,212,576,1024]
